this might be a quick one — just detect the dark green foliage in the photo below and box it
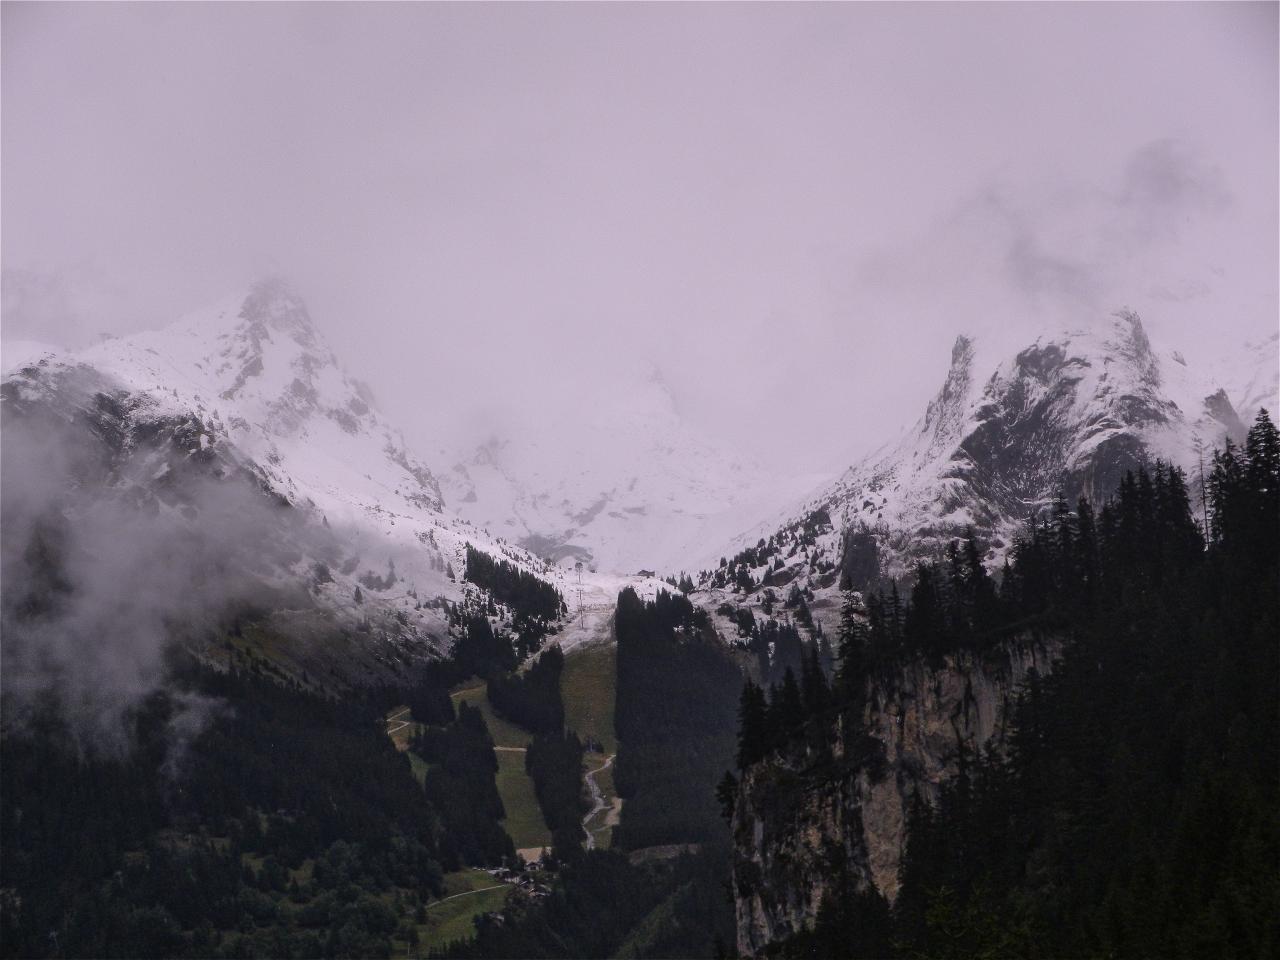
[451,612,518,679]
[736,650,835,774]
[402,674,455,727]
[729,610,807,685]
[0,667,448,959]
[735,679,768,770]
[434,847,734,959]
[464,545,566,626]
[800,647,830,721]
[755,427,1280,958]
[890,460,1279,957]
[525,731,588,859]
[613,588,744,850]
[413,702,516,868]
[766,669,805,745]
[443,587,741,959]
[716,771,739,822]
[1210,409,1280,565]
[487,646,565,735]
[838,460,1215,681]
[704,509,833,591]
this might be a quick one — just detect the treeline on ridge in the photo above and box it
[463,545,566,626]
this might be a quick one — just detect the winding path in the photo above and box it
[426,883,508,910]
[385,707,411,736]
[581,754,616,850]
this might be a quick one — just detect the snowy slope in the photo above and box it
[1210,332,1279,424]
[699,309,1255,641]
[2,339,61,375]
[3,280,664,676]
[438,365,805,576]
[9,282,1265,671]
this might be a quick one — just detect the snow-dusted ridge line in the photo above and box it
[2,281,679,667]
[436,363,806,576]
[696,308,1273,641]
[6,283,1273,664]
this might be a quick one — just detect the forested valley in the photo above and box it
[2,394,1275,959]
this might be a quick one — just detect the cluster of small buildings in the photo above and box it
[484,864,553,899]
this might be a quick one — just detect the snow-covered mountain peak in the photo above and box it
[89,278,375,443]
[2,281,643,681]
[706,307,1256,636]
[236,277,323,352]
[1210,331,1279,424]
[439,360,796,574]
[585,372,681,434]
[917,333,979,457]
[73,281,443,519]
[1104,307,1156,375]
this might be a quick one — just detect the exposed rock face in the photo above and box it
[730,637,1062,957]
[703,310,1252,644]
[0,355,450,687]
[723,312,1246,608]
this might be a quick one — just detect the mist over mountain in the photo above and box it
[437,363,819,574]
[5,278,1273,686]
[2,4,1276,959]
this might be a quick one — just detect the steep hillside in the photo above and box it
[723,416,1279,957]
[700,310,1256,642]
[0,281,602,689]
[732,638,1062,954]
[1211,331,1279,423]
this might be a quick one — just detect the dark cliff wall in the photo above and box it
[730,636,1061,957]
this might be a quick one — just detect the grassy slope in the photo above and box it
[562,643,620,848]
[406,752,431,787]
[561,643,617,754]
[450,683,551,850]
[407,869,512,956]
[452,681,534,749]
[495,750,552,849]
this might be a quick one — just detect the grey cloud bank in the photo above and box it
[2,2,1276,472]
[0,362,328,752]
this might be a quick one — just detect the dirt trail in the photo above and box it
[581,754,617,850]
[426,883,508,909]
[385,707,411,736]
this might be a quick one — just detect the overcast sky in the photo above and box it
[3,2,1276,472]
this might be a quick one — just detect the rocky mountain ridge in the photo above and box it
[1,281,642,687]
[698,310,1268,644]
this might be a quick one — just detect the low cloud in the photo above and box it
[851,138,1243,354]
[0,375,317,757]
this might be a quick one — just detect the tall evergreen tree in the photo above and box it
[836,589,867,702]
[735,680,768,770]
[769,668,805,741]
[800,646,829,719]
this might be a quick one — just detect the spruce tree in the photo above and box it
[800,646,829,718]
[735,680,768,769]
[773,668,805,738]
[836,589,867,702]
[716,771,738,822]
